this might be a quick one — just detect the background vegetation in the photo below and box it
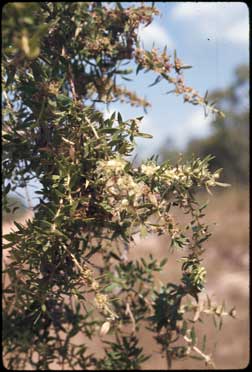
[159,64,249,186]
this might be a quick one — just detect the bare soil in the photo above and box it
[132,188,249,369]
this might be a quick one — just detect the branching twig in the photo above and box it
[125,302,136,334]
[86,117,100,139]
[183,335,215,367]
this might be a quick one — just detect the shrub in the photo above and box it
[2,3,234,369]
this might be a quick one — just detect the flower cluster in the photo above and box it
[85,36,113,54]
[162,165,194,188]
[96,156,128,176]
[155,161,228,191]
[141,161,160,176]
[135,47,225,117]
[124,6,159,29]
[113,85,151,108]
[95,293,117,320]
[31,80,61,102]
[108,174,147,201]
[96,156,151,219]
[82,5,159,63]
[135,47,172,74]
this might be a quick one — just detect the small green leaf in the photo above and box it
[160,258,168,267]
[56,94,72,107]
[181,320,187,336]
[202,334,207,352]
[136,64,144,75]
[148,75,163,87]
[180,65,192,70]
[190,327,197,346]
[52,175,60,181]
[109,251,121,261]
[204,90,208,102]
[121,76,133,81]
[117,112,123,124]
[136,132,153,139]
[140,224,148,238]
[5,183,11,194]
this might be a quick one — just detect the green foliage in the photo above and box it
[2,2,234,370]
[96,335,149,370]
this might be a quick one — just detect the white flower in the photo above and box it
[164,168,177,180]
[121,198,129,207]
[96,156,127,178]
[100,321,111,336]
[141,163,160,176]
[107,157,127,173]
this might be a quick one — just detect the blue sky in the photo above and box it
[103,2,249,153]
[12,2,249,206]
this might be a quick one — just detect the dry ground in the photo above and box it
[132,187,249,369]
[2,187,249,369]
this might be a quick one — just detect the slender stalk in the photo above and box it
[183,335,214,367]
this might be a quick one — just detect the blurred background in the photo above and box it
[3,2,249,369]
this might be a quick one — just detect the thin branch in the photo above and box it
[183,335,214,367]
[67,62,77,102]
[2,90,12,109]
[51,198,64,232]
[86,117,99,139]
[125,302,136,334]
